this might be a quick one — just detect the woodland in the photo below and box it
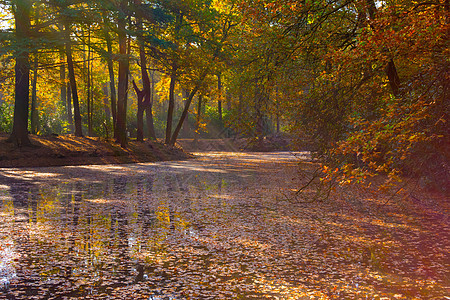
[0,0,449,298]
[0,0,448,189]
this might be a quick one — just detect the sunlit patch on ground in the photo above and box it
[0,152,448,299]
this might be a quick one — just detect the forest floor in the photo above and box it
[0,133,296,168]
[0,133,191,168]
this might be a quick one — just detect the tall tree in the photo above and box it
[167,1,237,145]
[30,53,38,134]
[217,73,222,125]
[116,0,129,147]
[29,6,40,135]
[165,67,177,143]
[64,21,83,137]
[8,0,32,146]
[133,0,156,141]
[164,10,182,144]
[59,51,69,132]
[132,79,145,141]
[86,25,93,136]
[194,93,203,144]
[102,13,117,138]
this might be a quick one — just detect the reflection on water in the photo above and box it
[0,152,448,299]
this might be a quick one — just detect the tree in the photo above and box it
[7,0,32,146]
[116,0,129,147]
[30,52,38,134]
[217,72,222,125]
[101,12,118,138]
[64,20,83,137]
[236,0,449,190]
[167,1,237,145]
[132,0,156,141]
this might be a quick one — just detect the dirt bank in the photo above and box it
[0,133,191,168]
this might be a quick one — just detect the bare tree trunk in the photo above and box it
[67,82,73,132]
[275,86,280,133]
[181,88,190,137]
[65,23,83,137]
[116,0,129,147]
[103,14,117,139]
[134,0,155,141]
[30,54,38,134]
[165,70,176,144]
[254,82,266,138]
[217,73,223,125]
[276,109,280,133]
[8,0,32,147]
[386,59,400,97]
[106,64,117,138]
[146,70,156,140]
[145,107,156,139]
[170,84,200,145]
[30,7,40,135]
[102,83,111,123]
[87,25,93,136]
[165,12,183,144]
[60,51,68,129]
[238,88,242,127]
[133,80,145,141]
[137,105,145,141]
[194,94,202,144]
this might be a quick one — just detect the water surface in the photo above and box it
[0,152,448,299]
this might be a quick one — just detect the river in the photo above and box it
[0,152,448,299]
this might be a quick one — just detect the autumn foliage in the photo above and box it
[0,0,448,191]
[236,0,449,192]
[328,1,449,191]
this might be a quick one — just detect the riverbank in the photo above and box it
[0,133,191,168]
[0,133,297,168]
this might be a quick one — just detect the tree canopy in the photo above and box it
[0,0,448,190]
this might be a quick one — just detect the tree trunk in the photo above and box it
[194,94,202,144]
[116,0,129,147]
[170,85,200,145]
[87,25,93,136]
[65,23,83,137]
[8,0,32,147]
[145,106,156,139]
[217,73,223,125]
[67,82,73,132]
[254,83,266,138]
[146,70,156,140]
[165,12,183,144]
[102,83,111,123]
[134,0,155,141]
[103,21,117,139]
[181,88,190,137]
[238,88,242,128]
[169,13,230,145]
[30,54,38,134]
[30,7,40,136]
[137,105,145,141]
[275,86,280,133]
[60,51,68,129]
[165,70,176,144]
[386,59,400,97]
[133,80,145,141]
